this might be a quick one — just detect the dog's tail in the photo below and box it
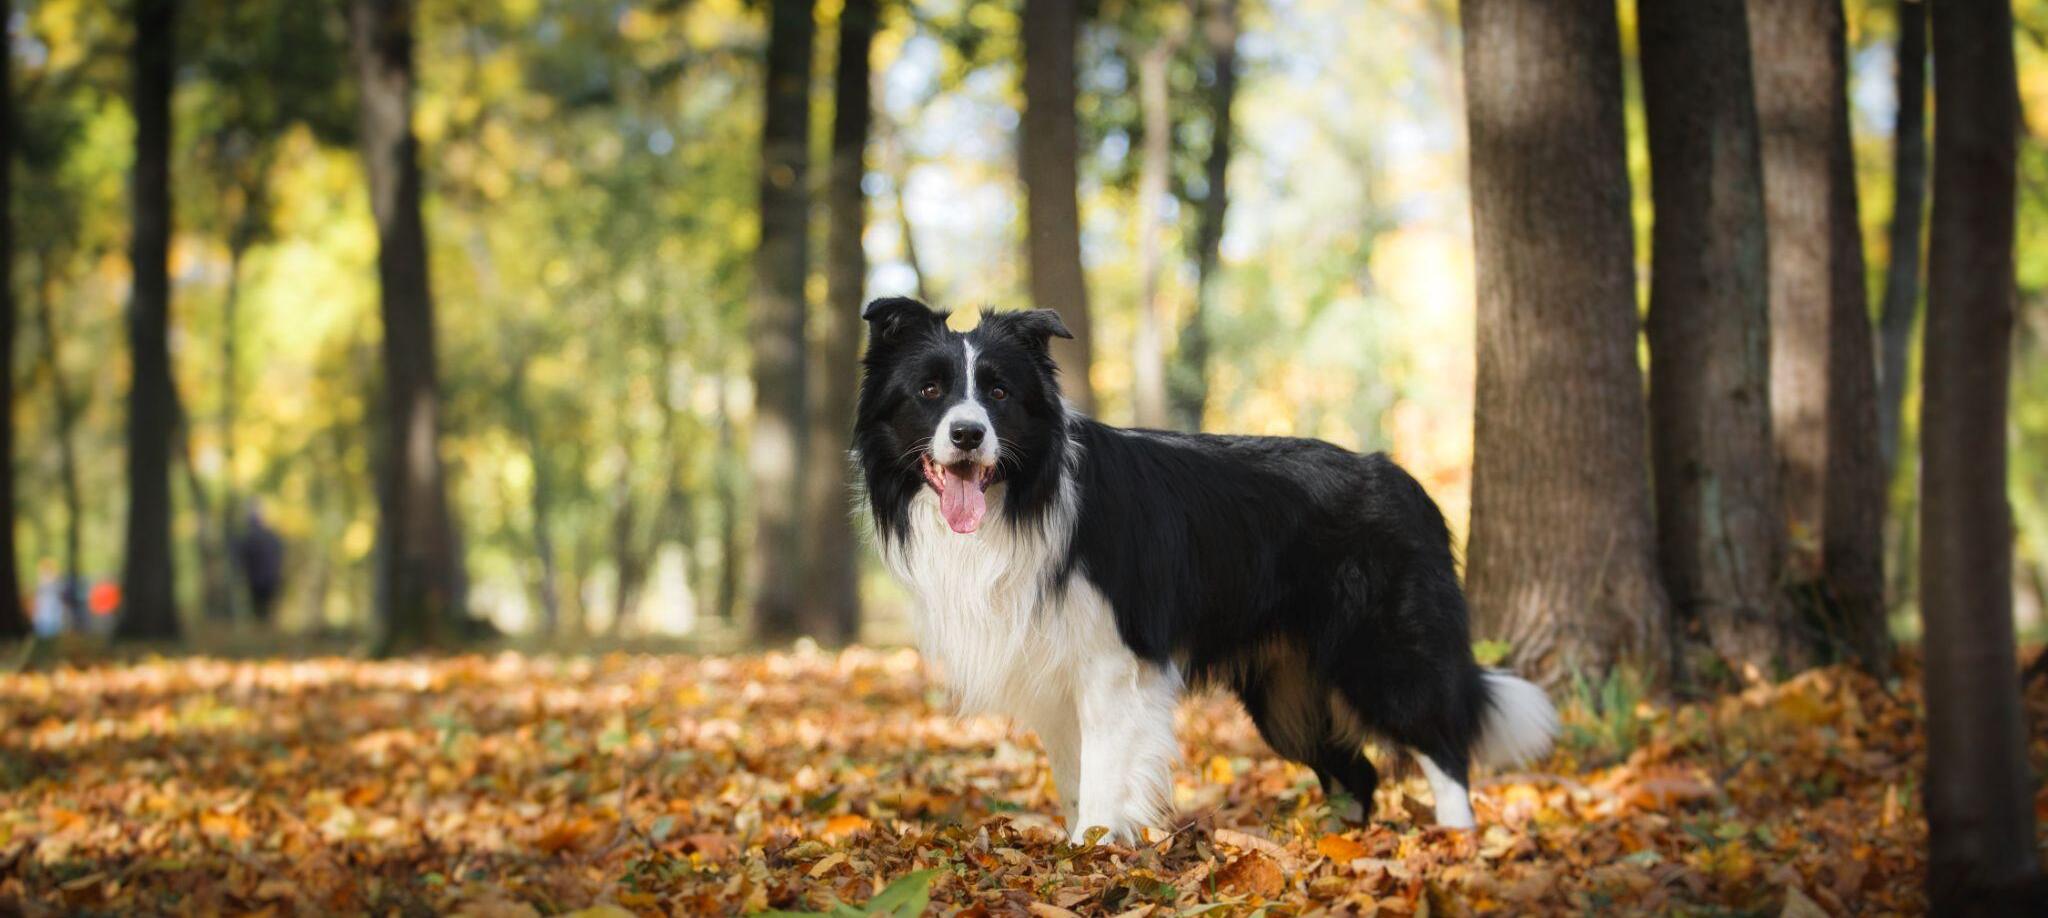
[1473,669,1560,768]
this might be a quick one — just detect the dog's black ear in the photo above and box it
[990,308,1073,347]
[861,296,945,344]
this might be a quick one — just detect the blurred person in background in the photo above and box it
[235,502,285,625]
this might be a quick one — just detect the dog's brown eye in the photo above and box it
[988,387,1008,401]
[919,382,942,400]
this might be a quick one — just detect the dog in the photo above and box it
[852,297,1558,843]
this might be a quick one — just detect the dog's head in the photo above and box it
[854,297,1072,537]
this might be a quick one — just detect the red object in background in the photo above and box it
[89,582,120,616]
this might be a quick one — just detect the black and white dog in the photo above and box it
[853,298,1557,843]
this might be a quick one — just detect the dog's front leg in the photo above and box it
[1071,655,1180,845]
[1024,698,1081,832]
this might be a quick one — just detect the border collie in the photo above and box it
[853,298,1558,843]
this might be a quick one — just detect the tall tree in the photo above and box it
[1130,17,1187,429]
[801,0,875,644]
[1877,0,1928,480]
[1021,0,1095,413]
[350,0,464,653]
[1748,0,1889,669]
[0,0,22,640]
[748,0,816,643]
[115,0,180,641]
[1461,0,1670,684]
[1639,0,1787,681]
[1919,0,2041,909]
[1170,0,1239,432]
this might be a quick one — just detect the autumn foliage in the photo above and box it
[1,647,2041,915]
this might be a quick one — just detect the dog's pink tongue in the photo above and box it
[938,468,986,534]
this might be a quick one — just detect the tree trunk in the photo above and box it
[1021,0,1095,413]
[1170,0,1238,433]
[1920,1,2042,910]
[882,119,934,304]
[0,8,22,640]
[33,254,84,629]
[506,358,560,637]
[714,376,742,625]
[1877,0,1928,481]
[218,219,254,624]
[800,0,874,645]
[1131,23,1185,429]
[748,0,815,644]
[1748,0,1890,670]
[1639,0,1789,682]
[116,0,181,642]
[351,0,464,655]
[1461,0,1671,685]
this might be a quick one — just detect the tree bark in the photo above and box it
[1131,22,1185,429]
[1021,0,1095,413]
[1461,0,1671,685]
[1640,0,1788,682]
[748,0,815,644]
[0,6,23,639]
[1748,0,1890,669]
[1170,0,1238,433]
[350,0,464,654]
[801,0,874,645]
[116,0,181,642]
[1920,1,2042,910]
[1877,0,1928,481]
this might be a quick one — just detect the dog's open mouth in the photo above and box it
[921,455,999,534]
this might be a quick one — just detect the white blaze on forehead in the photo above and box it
[931,339,997,465]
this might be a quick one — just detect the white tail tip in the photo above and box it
[1475,669,1559,768]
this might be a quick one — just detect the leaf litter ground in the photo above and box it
[3,647,2043,915]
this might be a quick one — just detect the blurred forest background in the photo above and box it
[0,0,2042,670]
[4,0,2047,908]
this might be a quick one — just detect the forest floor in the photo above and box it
[2,646,2043,916]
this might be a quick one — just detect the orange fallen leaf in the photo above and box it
[820,813,871,840]
[1214,851,1287,898]
[534,818,596,855]
[1316,833,1368,863]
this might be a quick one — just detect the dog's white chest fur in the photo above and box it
[878,487,1118,720]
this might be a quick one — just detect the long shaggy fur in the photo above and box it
[853,298,1558,838]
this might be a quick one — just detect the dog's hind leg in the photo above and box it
[1231,646,1381,823]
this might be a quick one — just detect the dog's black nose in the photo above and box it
[950,422,986,451]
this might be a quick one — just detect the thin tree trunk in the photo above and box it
[748,0,815,643]
[714,375,742,626]
[1170,0,1238,433]
[1878,0,1928,480]
[217,220,255,624]
[32,254,83,628]
[171,398,231,624]
[882,120,934,304]
[1461,0,1672,685]
[1022,0,1095,413]
[1920,1,2042,910]
[1640,0,1789,682]
[1131,23,1185,429]
[351,0,464,654]
[506,358,560,637]
[0,9,22,639]
[801,0,874,645]
[1748,0,1890,670]
[116,0,181,642]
